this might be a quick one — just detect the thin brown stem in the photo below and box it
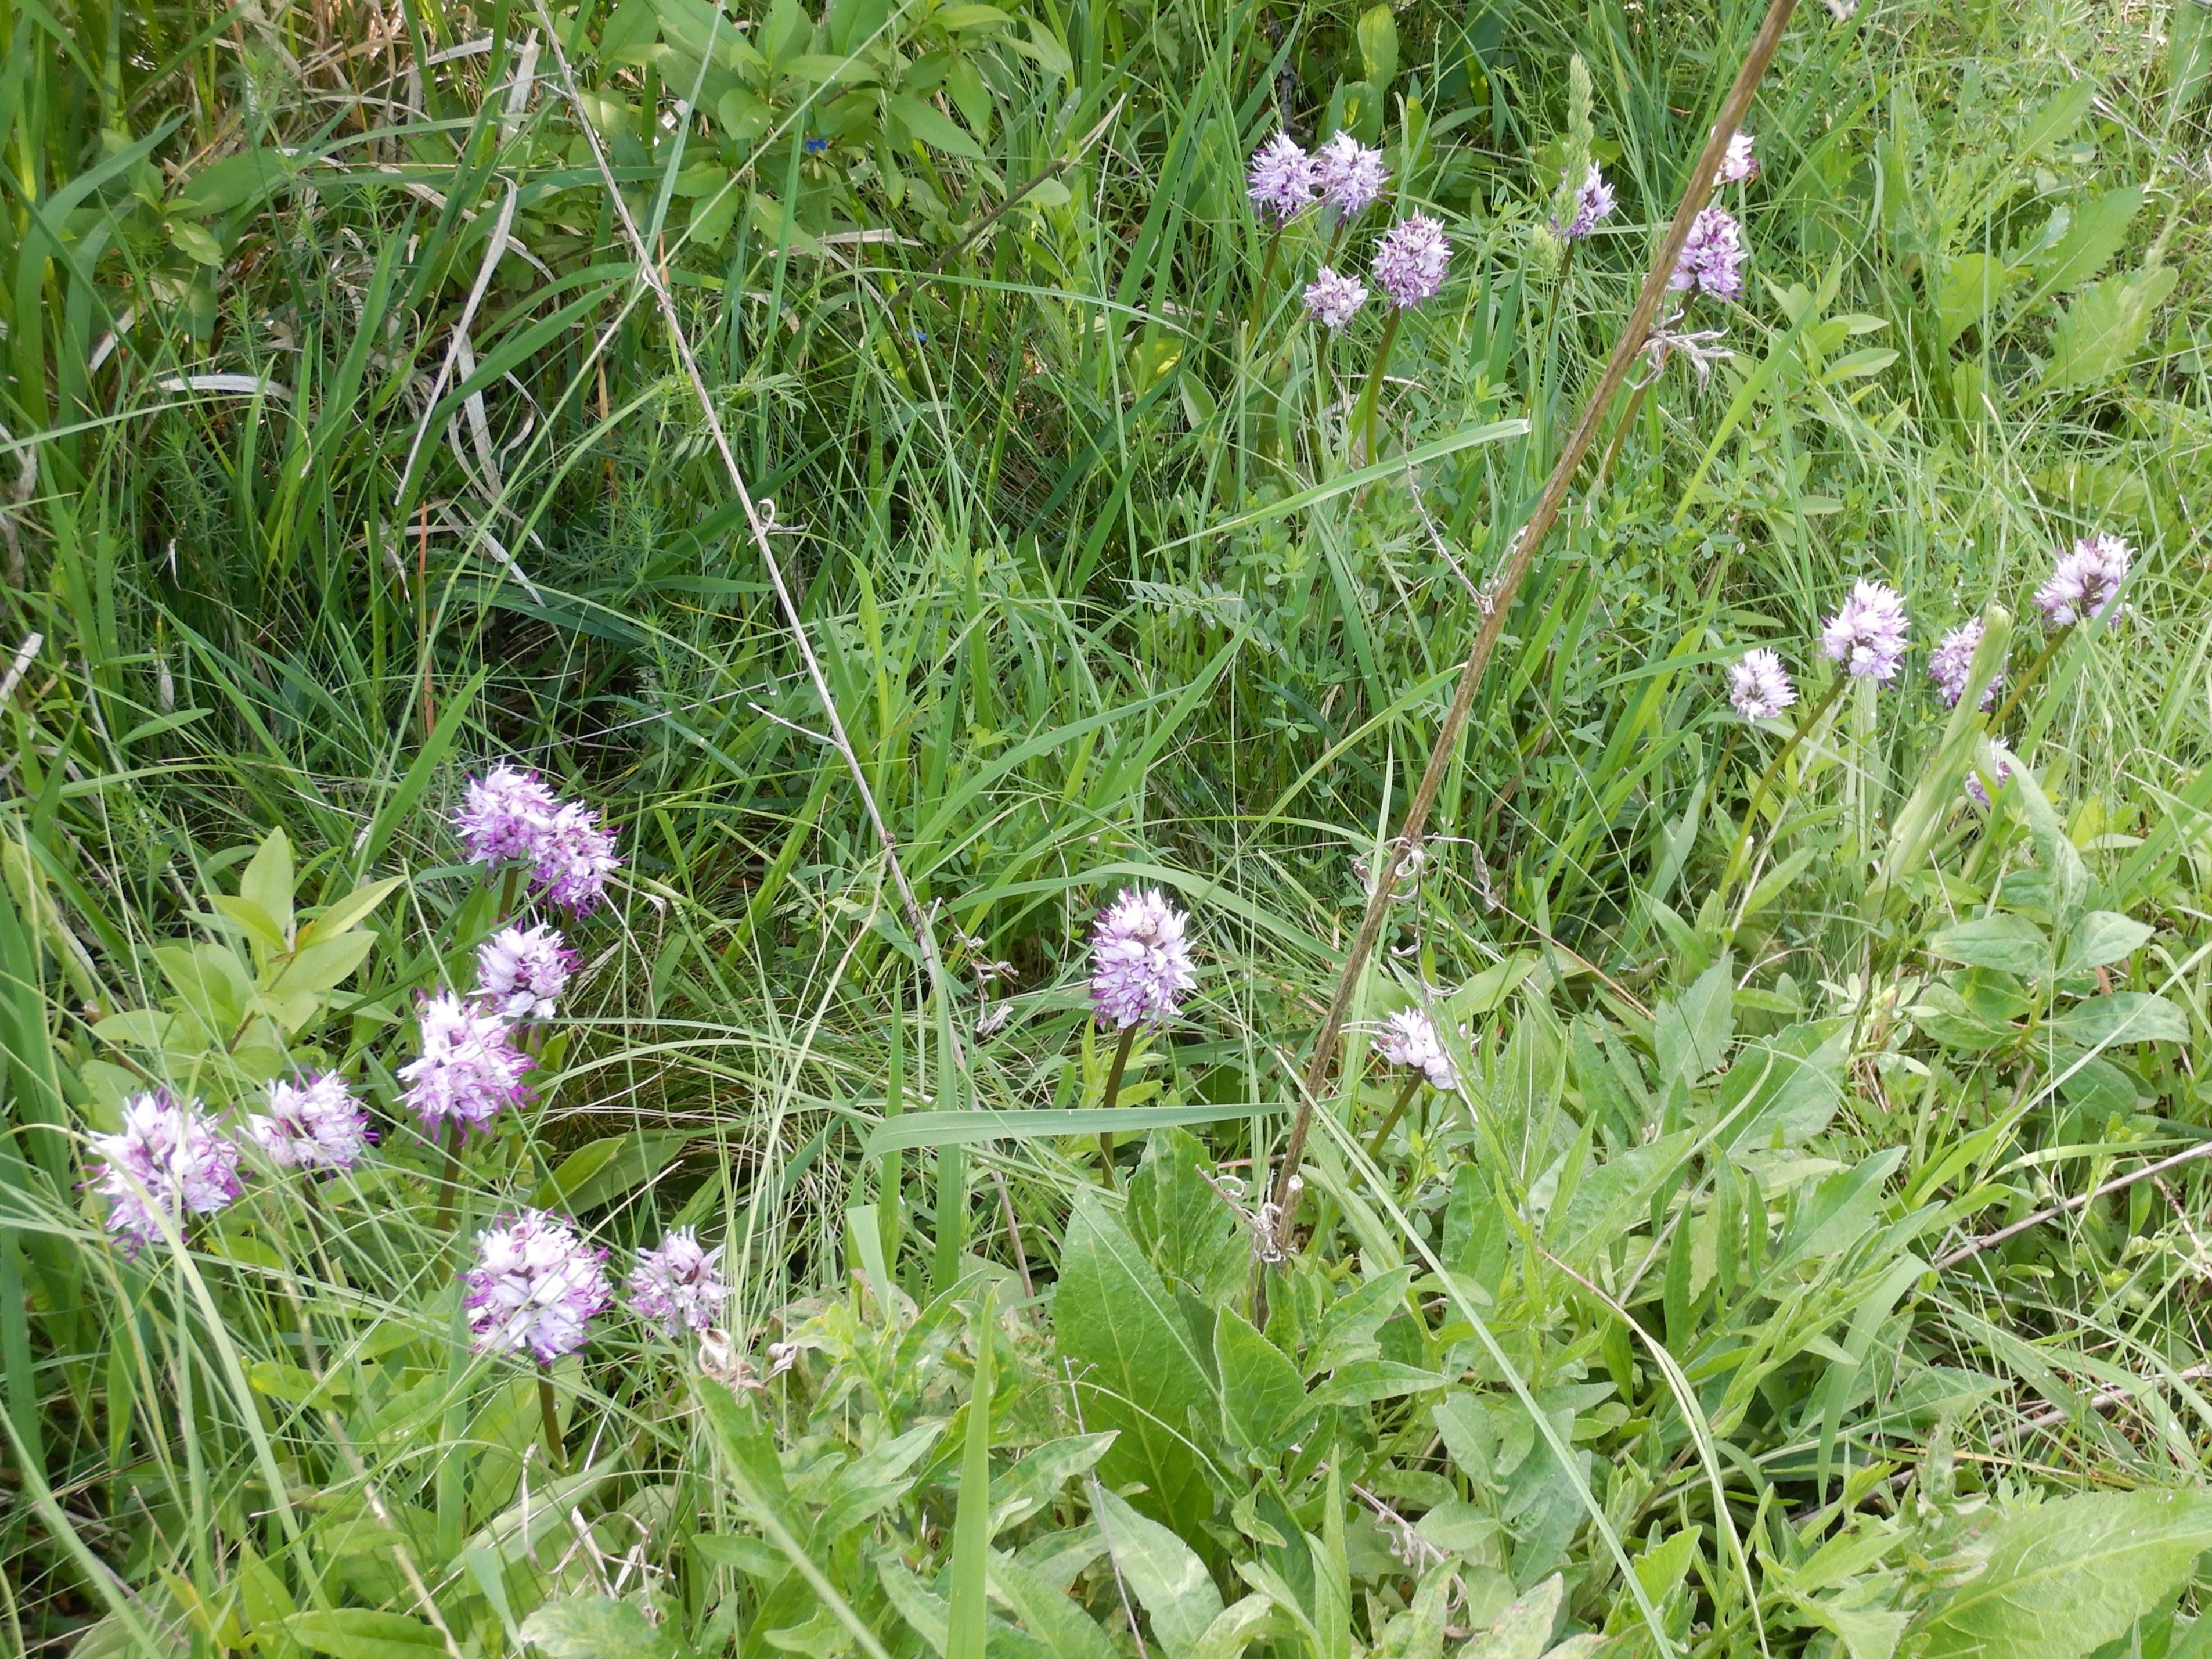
[1259,0,1805,1315]
[1936,1140,2212,1271]
[1096,1024,1138,1189]
[531,2,963,1068]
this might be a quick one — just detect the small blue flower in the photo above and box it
[803,137,829,154]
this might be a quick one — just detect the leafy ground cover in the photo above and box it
[5,0,2212,1653]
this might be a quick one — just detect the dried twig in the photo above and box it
[1262,0,1808,1282]
[1934,1140,2212,1271]
[531,3,960,1040]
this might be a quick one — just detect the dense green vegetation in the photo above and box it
[5,0,2212,1652]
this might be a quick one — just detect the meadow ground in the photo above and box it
[5,0,2212,1653]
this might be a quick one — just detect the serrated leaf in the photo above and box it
[2044,265,2178,389]
[1914,1489,2212,1659]
[2027,185,2144,296]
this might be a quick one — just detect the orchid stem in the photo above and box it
[1097,1025,1138,1189]
[1367,1075,1424,1161]
[433,1123,460,1236]
[1721,674,1849,889]
[1354,308,1403,465]
[1984,625,2071,732]
[1245,225,1284,337]
[537,1370,567,1475]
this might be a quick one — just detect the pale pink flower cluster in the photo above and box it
[1728,649,1797,721]
[251,1074,374,1171]
[1374,214,1451,309]
[1929,618,2001,709]
[475,923,575,1021]
[453,764,620,913]
[1375,1007,1457,1090]
[2034,533,2131,628]
[1090,888,1198,1029]
[1247,134,1318,221]
[1670,207,1746,301]
[465,1210,612,1363]
[399,991,532,1135]
[1716,130,1758,185]
[1303,268,1369,331]
[88,1091,244,1253]
[1965,756,2013,808]
[1555,163,1616,243]
[1314,132,1388,222]
[628,1227,729,1336]
[1819,580,1911,683]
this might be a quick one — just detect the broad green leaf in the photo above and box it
[1305,1266,1415,1377]
[1306,1359,1442,1411]
[2058,911,2153,975]
[889,93,984,158]
[988,1433,1113,1535]
[1936,253,2018,348]
[1050,1193,1213,1531]
[1927,915,2050,980]
[1655,955,1734,1084]
[1356,4,1397,85]
[1188,1593,1278,1659]
[269,932,376,996]
[518,1597,680,1659]
[209,895,288,953]
[1215,1308,1313,1456]
[92,1008,181,1049]
[240,829,295,948]
[2050,992,2189,1048]
[285,1611,447,1659]
[988,1550,1116,1659]
[1462,1574,1564,1659]
[1093,1486,1223,1654]
[297,876,404,946]
[1719,1020,1850,1152]
[1914,1489,2212,1659]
